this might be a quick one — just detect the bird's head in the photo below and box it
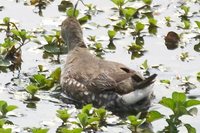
[61,17,85,51]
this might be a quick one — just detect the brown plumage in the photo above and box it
[60,17,157,113]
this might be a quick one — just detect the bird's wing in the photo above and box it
[87,73,117,92]
[87,68,137,92]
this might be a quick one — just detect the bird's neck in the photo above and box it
[67,41,86,51]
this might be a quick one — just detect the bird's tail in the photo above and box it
[121,74,157,105]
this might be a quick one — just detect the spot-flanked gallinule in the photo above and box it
[60,17,157,113]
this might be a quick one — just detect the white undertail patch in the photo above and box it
[121,84,154,105]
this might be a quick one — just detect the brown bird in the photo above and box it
[60,17,157,113]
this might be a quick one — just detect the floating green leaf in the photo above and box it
[181,6,190,16]
[183,20,190,29]
[147,111,164,123]
[43,44,68,55]
[128,115,145,127]
[197,72,200,82]
[0,128,12,133]
[0,58,11,67]
[78,113,88,128]
[149,18,157,26]
[159,97,175,111]
[0,119,5,128]
[185,99,200,108]
[31,128,49,133]
[0,100,17,118]
[135,22,145,33]
[122,7,137,20]
[26,84,39,97]
[58,0,73,12]
[172,92,186,104]
[50,67,61,81]
[56,109,70,123]
[3,17,10,24]
[143,0,152,5]
[79,15,91,25]
[95,108,107,122]
[59,128,82,133]
[160,79,170,85]
[184,124,196,133]
[195,21,200,29]
[108,30,116,39]
[43,35,53,45]
[81,104,93,115]
[188,107,198,116]
[67,7,79,17]
[194,43,200,52]
[140,59,148,70]
[111,0,125,7]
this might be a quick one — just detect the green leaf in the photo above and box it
[128,115,145,126]
[0,119,5,128]
[197,72,200,82]
[122,7,137,20]
[33,74,46,85]
[78,113,88,128]
[135,22,145,33]
[194,43,200,52]
[143,0,152,5]
[67,7,79,17]
[0,128,12,133]
[188,107,198,116]
[56,109,70,123]
[78,15,91,25]
[0,58,11,67]
[11,29,20,35]
[140,59,148,70]
[58,0,73,12]
[44,35,53,44]
[26,84,39,96]
[111,0,125,7]
[50,67,61,81]
[149,18,157,26]
[172,92,186,104]
[87,117,99,125]
[1,38,16,49]
[184,124,196,133]
[0,100,8,116]
[146,111,164,123]
[183,20,190,29]
[165,16,171,22]
[185,99,200,108]
[6,105,17,112]
[31,128,49,133]
[38,65,44,72]
[181,6,190,15]
[160,79,171,85]
[95,108,106,121]
[59,128,82,133]
[43,44,68,55]
[135,36,144,45]
[3,17,10,24]
[159,97,175,111]
[81,104,92,115]
[108,30,116,39]
[175,105,188,116]
[195,21,200,29]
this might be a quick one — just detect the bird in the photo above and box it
[60,17,157,113]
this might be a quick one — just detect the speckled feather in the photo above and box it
[60,17,157,113]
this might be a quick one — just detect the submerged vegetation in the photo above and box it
[0,0,200,132]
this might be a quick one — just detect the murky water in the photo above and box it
[0,0,200,132]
